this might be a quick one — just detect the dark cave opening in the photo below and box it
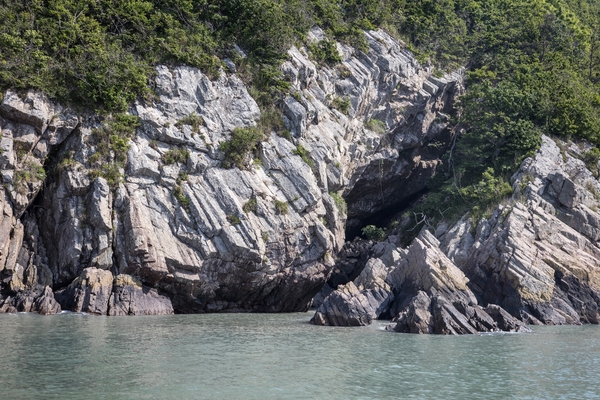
[344,187,429,241]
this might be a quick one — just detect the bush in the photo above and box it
[365,118,386,134]
[227,214,242,225]
[293,145,316,171]
[275,200,289,215]
[220,127,263,169]
[331,96,351,115]
[362,225,385,241]
[243,197,258,214]
[584,148,600,177]
[308,40,342,65]
[176,113,204,133]
[173,185,190,209]
[162,147,190,165]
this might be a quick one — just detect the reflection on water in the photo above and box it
[0,313,599,399]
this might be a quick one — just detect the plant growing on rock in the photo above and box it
[162,147,190,165]
[220,127,263,169]
[362,225,385,241]
[275,200,289,215]
[14,160,46,194]
[293,145,316,172]
[365,118,386,134]
[330,192,347,215]
[175,113,204,133]
[584,147,600,177]
[308,40,342,65]
[243,197,258,214]
[331,96,351,115]
[173,185,190,210]
[227,214,242,225]
[89,163,123,189]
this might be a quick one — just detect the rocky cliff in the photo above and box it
[0,29,462,316]
[312,135,600,333]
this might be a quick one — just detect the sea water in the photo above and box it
[0,313,599,399]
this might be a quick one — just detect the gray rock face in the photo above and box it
[56,268,114,315]
[439,135,600,326]
[108,275,173,316]
[0,29,461,315]
[311,228,529,334]
[312,257,395,326]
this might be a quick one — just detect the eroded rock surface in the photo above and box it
[313,135,600,334]
[0,29,461,315]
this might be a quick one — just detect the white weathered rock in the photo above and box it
[0,29,462,314]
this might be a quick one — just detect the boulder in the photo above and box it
[108,275,174,316]
[57,268,113,315]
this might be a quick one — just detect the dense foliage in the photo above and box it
[3,0,600,229]
[0,0,397,111]
[398,0,600,228]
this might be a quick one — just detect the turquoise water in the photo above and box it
[0,313,599,399]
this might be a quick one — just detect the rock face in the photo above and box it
[0,29,462,315]
[312,230,528,333]
[312,135,600,334]
[439,135,600,326]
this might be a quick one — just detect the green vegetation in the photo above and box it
[293,145,316,171]
[0,0,401,114]
[243,197,258,214]
[330,192,347,215]
[275,200,289,215]
[365,118,386,134]
[162,147,190,165]
[220,126,263,169]
[395,0,600,231]
[584,147,600,177]
[14,160,46,194]
[227,214,242,225]
[89,163,123,189]
[362,225,385,241]
[175,113,204,133]
[308,40,342,65]
[88,114,139,188]
[173,185,190,209]
[331,96,351,115]
[176,172,189,184]
[5,0,600,234]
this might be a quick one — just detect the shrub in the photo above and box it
[330,192,347,215]
[275,200,289,215]
[331,96,351,115]
[308,40,342,65]
[177,172,189,184]
[293,145,316,171]
[336,64,352,79]
[89,163,123,189]
[584,148,600,177]
[162,147,190,165]
[176,113,204,133]
[227,214,242,225]
[173,185,190,209]
[220,127,263,169]
[243,197,258,214]
[365,118,386,134]
[362,225,385,241]
[14,160,46,193]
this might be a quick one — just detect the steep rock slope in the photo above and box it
[0,30,461,314]
[312,135,600,333]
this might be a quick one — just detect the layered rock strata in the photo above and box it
[0,29,461,315]
[312,135,600,333]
